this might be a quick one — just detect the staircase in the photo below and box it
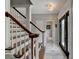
[5,6,45,59]
[5,12,39,59]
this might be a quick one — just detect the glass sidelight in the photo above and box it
[61,19,65,47]
[59,11,69,58]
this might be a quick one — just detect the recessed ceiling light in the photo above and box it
[48,2,55,11]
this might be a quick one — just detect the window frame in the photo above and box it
[59,11,69,58]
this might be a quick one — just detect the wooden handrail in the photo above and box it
[30,21,45,33]
[12,7,45,33]
[5,12,39,38]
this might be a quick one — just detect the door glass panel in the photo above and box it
[61,19,65,47]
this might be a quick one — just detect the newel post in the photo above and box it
[29,33,39,59]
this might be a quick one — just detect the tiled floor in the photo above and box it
[44,40,67,59]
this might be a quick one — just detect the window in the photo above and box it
[59,11,69,58]
[61,19,65,47]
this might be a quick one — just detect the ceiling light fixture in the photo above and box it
[48,2,55,11]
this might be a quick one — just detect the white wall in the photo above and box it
[57,0,73,59]
[5,0,11,48]
[54,19,59,45]
[32,14,57,21]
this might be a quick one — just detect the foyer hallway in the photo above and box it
[40,39,67,59]
[5,0,72,59]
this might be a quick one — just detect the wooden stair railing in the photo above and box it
[30,21,45,47]
[30,21,45,32]
[5,12,39,59]
[12,7,45,47]
[12,7,45,32]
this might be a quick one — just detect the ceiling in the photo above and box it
[31,0,67,14]
[11,0,67,14]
